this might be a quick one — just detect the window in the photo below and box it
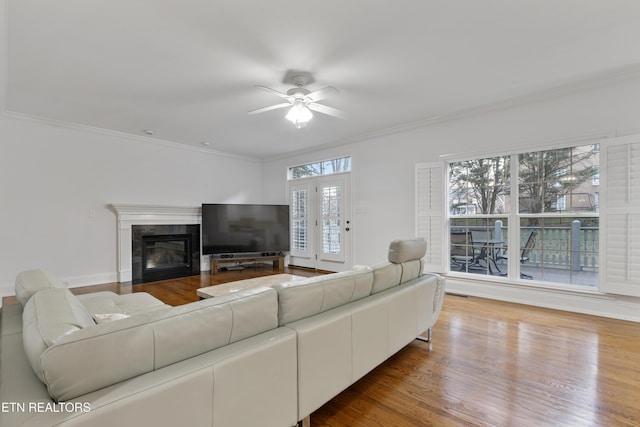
[321,185,342,254]
[449,156,510,215]
[287,157,352,269]
[289,156,351,179]
[592,165,600,186]
[290,188,308,252]
[518,147,599,214]
[448,144,599,288]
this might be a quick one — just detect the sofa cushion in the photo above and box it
[35,286,279,401]
[77,291,169,316]
[15,269,59,307]
[371,262,402,294]
[150,286,279,369]
[400,259,424,283]
[274,268,373,325]
[388,238,427,264]
[22,288,95,382]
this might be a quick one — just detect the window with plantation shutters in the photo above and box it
[291,186,309,253]
[601,134,640,296]
[416,162,445,272]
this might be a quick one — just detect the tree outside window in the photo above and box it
[449,156,510,215]
[519,147,599,214]
[289,157,351,179]
[448,144,599,287]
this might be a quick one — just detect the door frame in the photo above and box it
[287,172,352,271]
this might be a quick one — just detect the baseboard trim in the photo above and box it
[58,272,119,289]
[0,272,118,308]
[445,277,640,322]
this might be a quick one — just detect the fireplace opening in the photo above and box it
[132,224,200,284]
[142,234,191,282]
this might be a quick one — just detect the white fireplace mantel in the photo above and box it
[110,204,202,282]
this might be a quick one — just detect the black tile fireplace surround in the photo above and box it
[131,224,200,284]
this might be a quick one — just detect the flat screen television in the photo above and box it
[201,204,290,256]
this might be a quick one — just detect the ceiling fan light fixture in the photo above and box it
[249,72,346,126]
[285,100,313,128]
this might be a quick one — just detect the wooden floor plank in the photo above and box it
[312,294,640,426]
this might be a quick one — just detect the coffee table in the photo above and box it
[197,273,304,299]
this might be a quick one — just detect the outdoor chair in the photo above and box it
[496,231,537,279]
[450,231,481,271]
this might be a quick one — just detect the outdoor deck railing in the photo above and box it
[521,226,599,272]
[456,223,599,272]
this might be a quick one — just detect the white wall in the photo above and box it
[262,73,640,320]
[263,74,640,264]
[3,71,639,318]
[0,115,262,294]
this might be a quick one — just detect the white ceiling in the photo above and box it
[5,0,640,159]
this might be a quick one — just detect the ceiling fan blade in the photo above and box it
[248,102,292,115]
[307,103,349,120]
[305,86,340,103]
[255,85,291,101]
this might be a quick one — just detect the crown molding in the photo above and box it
[0,110,260,162]
[3,60,640,164]
[264,62,640,162]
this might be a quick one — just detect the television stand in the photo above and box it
[210,255,284,275]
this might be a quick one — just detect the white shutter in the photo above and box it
[416,162,445,272]
[601,134,640,296]
[289,180,314,262]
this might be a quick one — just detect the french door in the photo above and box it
[288,173,351,271]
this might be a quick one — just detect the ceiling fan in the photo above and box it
[248,71,348,128]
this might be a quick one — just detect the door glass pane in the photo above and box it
[322,186,341,254]
[291,189,308,252]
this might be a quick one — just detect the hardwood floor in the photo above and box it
[1,265,324,307]
[312,295,640,427]
[4,269,640,426]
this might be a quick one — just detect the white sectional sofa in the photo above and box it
[0,238,445,427]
